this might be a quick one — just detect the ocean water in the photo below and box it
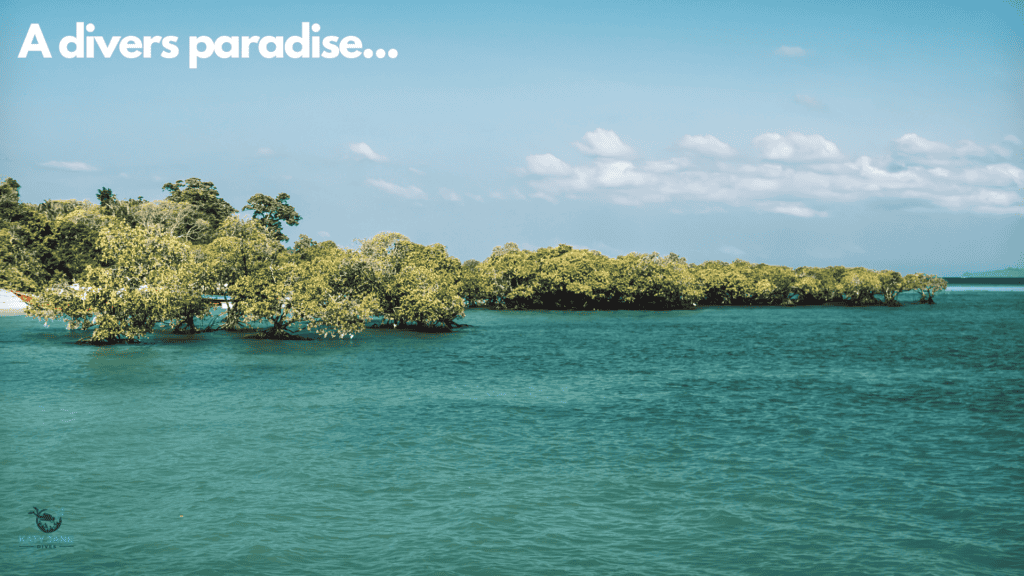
[1,291,1022,575]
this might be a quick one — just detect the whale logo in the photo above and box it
[29,507,62,533]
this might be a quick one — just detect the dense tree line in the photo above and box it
[2,177,464,343]
[1,176,947,344]
[460,243,946,310]
[460,243,701,310]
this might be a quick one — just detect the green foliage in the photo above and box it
[877,270,904,306]
[27,221,201,343]
[291,242,378,338]
[96,187,116,209]
[839,267,882,305]
[0,227,43,292]
[125,200,214,243]
[34,199,93,221]
[903,273,947,304]
[533,245,614,309]
[692,260,755,305]
[690,260,796,306]
[94,188,149,223]
[243,193,301,243]
[162,178,237,243]
[1,177,22,207]
[481,242,539,308]
[0,182,49,246]
[482,245,702,310]
[390,243,465,328]
[0,213,49,292]
[204,219,374,338]
[292,234,320,260]
[354,231,410,318]
[359,232,465,329]
[791,266,846,304]
[203,217,287,332]
[612,252,702,309]
[4,173,959,346]
[459,259,491,306]
[39,205,106,283]
[2,180,92,290]
[748,263,797,305]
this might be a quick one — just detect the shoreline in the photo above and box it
[0,289,29,314]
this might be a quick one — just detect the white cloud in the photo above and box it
[846,156,927,187]
[737,177,780,192]
[318,231,331,238]
[40,161,97,172]
[679,134,736,157]
[901,189,1022,214]
[573,128,633,157]
[768,203,828,218]
[527,160,653,194]
[752,132,841,161]
[409,167,425,174]
[519,132,1023,215]
[990,145,1012,158]
[439,188,461,201]
[895,133,949,155]
[976,163,1024,187]
[897,134,1018,161]
[720,245,746,257]
[595,161,652,187]
[644,158,689,172]
[350,142,386,162]
[367,178,425,199]
[255,147,274,157]
[775,46,806,57]
[955,140,987,157]
[526,153,573,175]
[753,134,794,160]
[1004,135,1022,146]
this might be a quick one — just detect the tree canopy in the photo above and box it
[3,174,953,343]
[162,178,237,242]
[243,193,301,243]
[358,232,465,329]
[27,220,200,343]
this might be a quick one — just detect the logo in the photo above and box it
[28,507,62,533]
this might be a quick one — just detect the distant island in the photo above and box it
[961,267,1024,278]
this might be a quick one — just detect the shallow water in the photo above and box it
[2,291,1022,575]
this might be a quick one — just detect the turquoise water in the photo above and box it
[2,291,1022,575]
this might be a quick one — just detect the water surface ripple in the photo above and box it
[2,291,1022,575]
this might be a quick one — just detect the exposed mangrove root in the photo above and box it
[242,331,311,340]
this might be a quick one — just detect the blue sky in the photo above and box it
[2,0,1021,274]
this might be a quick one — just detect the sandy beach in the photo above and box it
[0,289,28,315]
